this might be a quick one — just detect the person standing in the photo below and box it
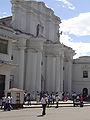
[27,93,31,105]
[80,95,83,107]
[36,91,40,104]
[7,95,12,111]
[41,94,47,116]
[52,94,55,104]
[55,93,60,108]
[1,95,6,111]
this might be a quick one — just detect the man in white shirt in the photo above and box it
[1,96,6,110]
[7,95,13,111]
[55,93,60,108]
[41,94,47,115]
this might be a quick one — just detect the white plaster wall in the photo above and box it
[54,23,59,41]
[72,61,90,94]
[48,21,54,41]
[20,10,26,32]
[11,0,61,42]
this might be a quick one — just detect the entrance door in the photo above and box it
[0,75,5,99]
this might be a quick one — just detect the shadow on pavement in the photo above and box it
[37,115,45,117]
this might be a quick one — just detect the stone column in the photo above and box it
[45,56,51,92]
[51,57,56,93]
[25,37,45,99]
[67,60,72,94]
[5,73,10,96]
[25,50,37,94]
[60,55,64,93]
[17,35,26,90]
[55,56,60,93]
[18,47,25,89]
[45,55,56,93]
[35,52,42,92]
[44,44,63,94]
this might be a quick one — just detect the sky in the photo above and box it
[0,0,90,58]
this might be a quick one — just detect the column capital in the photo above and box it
[26,36,45,53]
[44,43,64,57]
[16,36,27,49]
[60,54,64,58]
[18,46,26,50]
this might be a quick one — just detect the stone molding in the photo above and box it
[26,36,45,52]
[43,43,64,56]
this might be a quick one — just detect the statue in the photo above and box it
[36,24,44,37]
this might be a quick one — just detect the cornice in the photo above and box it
[0,25,16,41]
[43,43,64,56]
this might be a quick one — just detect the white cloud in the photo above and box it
[60,12,90,58]
[0,12,8,19]
[3,12,7,15]
[60,34,90,58]
[0,15,8,19]
[56,0,75,10]
[61,12,90,36]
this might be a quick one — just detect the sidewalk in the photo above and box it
[1,100,90,110]
[23,100,90,108]
[1,105,90,120]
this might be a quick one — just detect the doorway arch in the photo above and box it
[82,88,88,100]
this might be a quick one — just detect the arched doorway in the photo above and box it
[82,88,88,100]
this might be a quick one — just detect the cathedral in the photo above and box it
[0,0,90,99]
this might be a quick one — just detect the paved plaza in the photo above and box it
[0,106,90,120]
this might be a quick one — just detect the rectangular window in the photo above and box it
[83,71,88,78]
[0,39,8,54]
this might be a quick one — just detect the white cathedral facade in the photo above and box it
[0,0,90,99]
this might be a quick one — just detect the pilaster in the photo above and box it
[17,34,26,89]
[35,52,42,92]
[67,59,72,94]
[55,56,60,92]
[25,36,45,98]
[60,54,64,93]
[5,74,10,94]
[45,55,56,93]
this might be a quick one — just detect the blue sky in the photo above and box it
[0,0,90,58]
